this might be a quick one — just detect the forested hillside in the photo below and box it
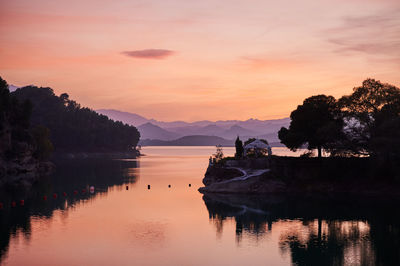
[12,86,140,153]
[0,77,53,182]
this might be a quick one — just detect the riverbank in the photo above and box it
[0,150,140,190]
[199,156,400,197]
[0,159,54,189]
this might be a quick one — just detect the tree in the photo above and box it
[32,125,54,160]
[0,76,53,163]
[12,85,140,153]
[235,136,243,158]
[339,79,400,158]
[213,145,224,163]
[278,95,343,158]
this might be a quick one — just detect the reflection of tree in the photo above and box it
[201,193,400,265]
[0,158,138,263]
[279,220,374,266]
[204,194,275,243]
[369,218,400,266]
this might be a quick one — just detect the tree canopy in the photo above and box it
[12,86,140,153]
[278,95,344,157]
[338,78,400,158]
[279,79,400,160]
[0,76,52,161]
[235,136,243,158]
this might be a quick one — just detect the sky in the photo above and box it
[0,0,399,121]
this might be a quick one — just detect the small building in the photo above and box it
[244,139,272,157]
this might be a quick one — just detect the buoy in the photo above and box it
[0,203,3,209]
[63,192,67,197]
[82,189,86,193]
[73,190,78,195]
[20,200,24,206]
[147,185,150,189]
[53,193,57,199]
[189,184,191,187]
[90,186,95,194]
[11,201,16,207]
[168,184,171,188]
[126,186,129,190]
[43,195,47,201]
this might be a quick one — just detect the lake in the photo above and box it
[0,146,399,265]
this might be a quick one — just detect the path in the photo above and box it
[217,167,270,184]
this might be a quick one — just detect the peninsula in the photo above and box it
[199,79,400,197]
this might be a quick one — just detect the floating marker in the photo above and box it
[168,184,171,188]
[126,186,129,190]
[189,184,191,187]
[63,192,67,197]
[73,190,78,195]
[147,185,150,189]
[53,193,58,199]
[20,200,24,206]
[82,189,86,193]
[11,201,16,207]
[43,195,47,201]
[0,203,3,209]
[90,186,95,194]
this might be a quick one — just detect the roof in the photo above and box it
[244,139,270,149]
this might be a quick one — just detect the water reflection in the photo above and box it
[202,193,400,266]
[0,158,138,263]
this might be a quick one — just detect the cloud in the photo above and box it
[324,9,400,57]
[121,49,175,59]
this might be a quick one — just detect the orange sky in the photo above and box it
[0,0,399,121]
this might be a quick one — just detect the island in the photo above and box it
[199,79,400,197]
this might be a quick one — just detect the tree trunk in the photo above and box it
[317,146,322,158]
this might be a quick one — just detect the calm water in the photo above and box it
[0,146,399,266]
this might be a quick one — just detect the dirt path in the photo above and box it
[217,167,270,184]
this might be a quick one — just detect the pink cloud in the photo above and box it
[121,49,175,59]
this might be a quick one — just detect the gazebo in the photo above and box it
[243,139,272,157]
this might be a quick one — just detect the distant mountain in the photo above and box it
[196,124,226,136]
[166,125,202,135]
[8,84,20,92]
[139,135,234,146]
[222,125,257,139]
[96,109,290,145]
[138,123,181,141]
[97,109,149,126]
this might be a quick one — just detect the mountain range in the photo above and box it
[96,109,290,146]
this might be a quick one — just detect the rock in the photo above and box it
[199,165,286,194]
[202,166,243,186]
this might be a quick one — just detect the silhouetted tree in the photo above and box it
[31,125,54,160]
[235,136,243,158]
[278,95,343,158]
[338,79,400,159]
[213,145,224,163]
[12,85,140,153]
[0,76,52,163]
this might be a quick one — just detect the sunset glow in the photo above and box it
[1,0,399,121]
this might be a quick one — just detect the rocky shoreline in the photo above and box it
[0,159,54,189]
[199,157,400,198]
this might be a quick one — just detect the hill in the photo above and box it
[139,135,234,146]
[96,109,290,144]
[0,77,53,185]
[96,109,148,126]
[12,87,140,153]
[138,122,181,140]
